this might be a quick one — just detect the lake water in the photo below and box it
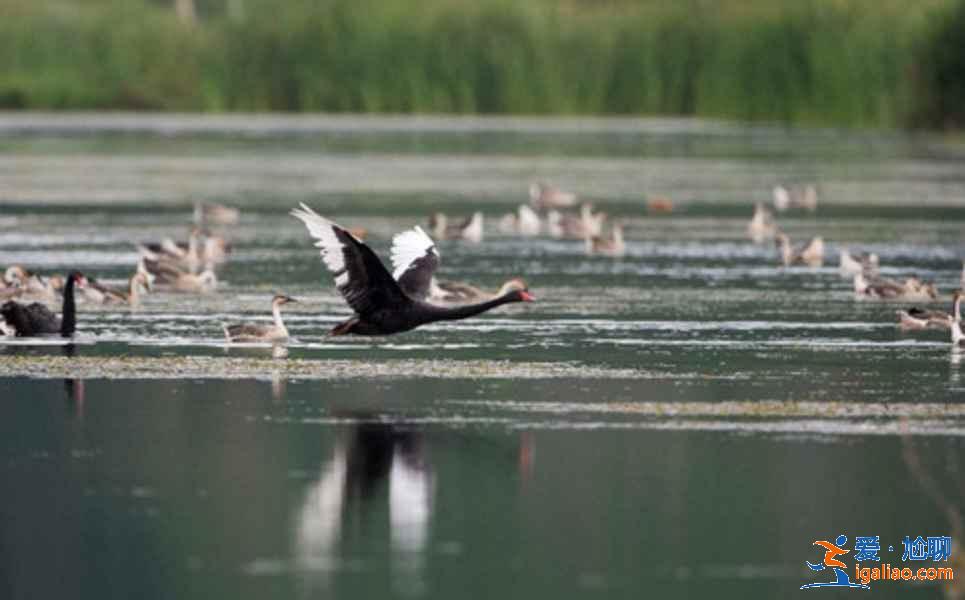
[1,114,964,599]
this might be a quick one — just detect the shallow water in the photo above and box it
[1,115,964,599]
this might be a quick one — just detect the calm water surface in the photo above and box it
[1,115,964,599]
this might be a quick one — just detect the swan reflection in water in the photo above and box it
[62,343,85,417]
[295,419,433,597]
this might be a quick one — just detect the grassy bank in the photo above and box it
[0,0,962,129]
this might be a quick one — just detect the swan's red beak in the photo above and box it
[77,276,88,289]
[520,290,536,302]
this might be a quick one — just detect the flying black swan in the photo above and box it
[290,204,534,336]
[0,271,87,337]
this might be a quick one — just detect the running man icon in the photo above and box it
[800,535,871,590]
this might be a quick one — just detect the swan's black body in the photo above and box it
[0,271,85,337]
[333,290,531,336]
[291,205,534,336]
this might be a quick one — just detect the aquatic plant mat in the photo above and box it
[0,355,649,381]
[4,355,964,436]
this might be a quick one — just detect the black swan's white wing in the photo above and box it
[291,203,409,315]
[390,226,439,300]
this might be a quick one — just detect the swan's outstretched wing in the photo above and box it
[390,226,439,300]
[291,203,408,315]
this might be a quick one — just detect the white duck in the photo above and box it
[224,294,297,342]
[5,266,49,296]
[773,184,818,212]
[428,212,484,243]
[586,223,625,257]
[775,232,824,267]
[194,201,240,226]
[839,247,879,277]
[747,202,777,243]
[0,277,22,301]
[4,266,63,300]
[897,306,953,331]
[428,278,529,304]
[81,273,151,306]
[138,228,230,274]
[854,273,938,302]
[547,204,606,239]
[140,258,218,294]
[499,205,542,236]
[529,182,577,210]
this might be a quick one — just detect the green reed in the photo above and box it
[0,0,960,129]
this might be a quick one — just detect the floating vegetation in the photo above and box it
[449,399,965,420]
[263,399,965,437]
[0,354,656,381]
[506,418,965,437]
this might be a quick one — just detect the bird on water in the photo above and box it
[291,204,535,336]
[1,271,87,337]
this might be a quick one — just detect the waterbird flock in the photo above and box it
[746,185,962,340]
[2,202,235,333]
[2,186,964,349]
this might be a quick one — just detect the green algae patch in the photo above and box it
[0,354,651,381]
[450,399,965,420]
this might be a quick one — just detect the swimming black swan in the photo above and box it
[0,271,87,337]
[290,204,534,336]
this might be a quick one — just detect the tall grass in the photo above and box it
[911,0,965,129]
[0,0,960,129]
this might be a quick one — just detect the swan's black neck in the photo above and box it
[60,275,77,337]
[424,292,520,323]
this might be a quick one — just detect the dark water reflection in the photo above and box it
[293,419,432,597]
[61,344,86,416]
[0,377,962,600]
